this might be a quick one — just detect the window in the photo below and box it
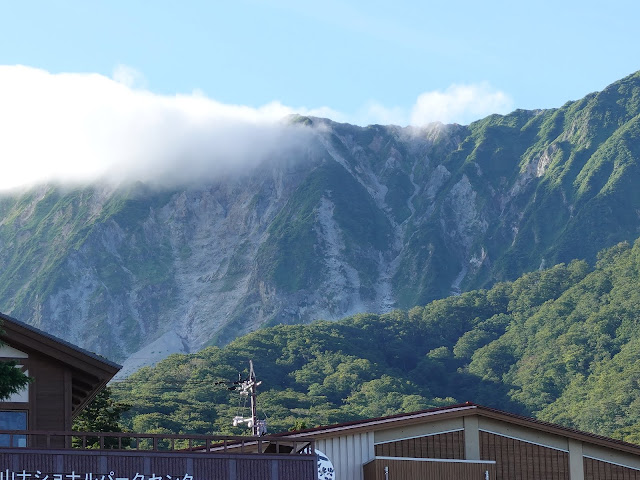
[0,410,27,447]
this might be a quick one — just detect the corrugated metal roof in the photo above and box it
[278,401,640,455]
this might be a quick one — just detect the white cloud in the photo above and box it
[352,84,513,127]
[410,83,513,126]
[0,66,514,192]
[0,65,329,191]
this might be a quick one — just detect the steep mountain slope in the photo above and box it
[113,239,640,443]
[1,71,640,368]
[114,259,587,435]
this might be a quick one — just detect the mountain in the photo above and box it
[112,239,640,443]
[1,71,640,370]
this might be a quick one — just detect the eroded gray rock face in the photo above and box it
[1,122,468,371]
[45,161,316,369]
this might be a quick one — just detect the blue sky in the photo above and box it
[3,1,639,115]
[1,0,639,189]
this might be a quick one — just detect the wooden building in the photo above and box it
[282,402,640,480]
[0,312,121,441]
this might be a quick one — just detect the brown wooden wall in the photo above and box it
[0,348,71,435]
[374,430,465,459]
[480,431,569,480]
[584,456,640,480]
[30,353,70,432]
[363,458,495,480]
[0,449,316,480]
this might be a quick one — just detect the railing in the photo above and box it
[0,429,314,455]
[0,431,317,480]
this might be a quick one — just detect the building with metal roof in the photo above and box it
[280,402,640,480]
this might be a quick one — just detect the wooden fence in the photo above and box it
[0,430,316,480]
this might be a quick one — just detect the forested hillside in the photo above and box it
[113,238,640,442]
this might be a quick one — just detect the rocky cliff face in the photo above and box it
[2,72,640,375]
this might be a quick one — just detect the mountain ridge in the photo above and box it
[1,71,640,373]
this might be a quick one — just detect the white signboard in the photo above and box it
[316,450,335,480]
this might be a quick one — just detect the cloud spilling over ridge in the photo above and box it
[0,66,513,191]
[0,65,330,191]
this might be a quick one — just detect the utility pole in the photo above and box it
[248,359,259,436]
[230,359,267,436]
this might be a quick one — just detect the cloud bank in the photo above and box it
[0,65,513,191]
[0,65,328,191]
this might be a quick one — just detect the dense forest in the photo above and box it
[110,238,640,443]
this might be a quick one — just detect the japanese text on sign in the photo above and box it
[0,471,193,480]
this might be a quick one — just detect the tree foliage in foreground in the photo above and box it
[0,361,30,401]
[72,387,130,448]
[73,387,130,433]
[0,322,31,401]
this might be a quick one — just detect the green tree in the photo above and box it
[0,323,31,400]
[0,362,30,400]
[72,387,130,448]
